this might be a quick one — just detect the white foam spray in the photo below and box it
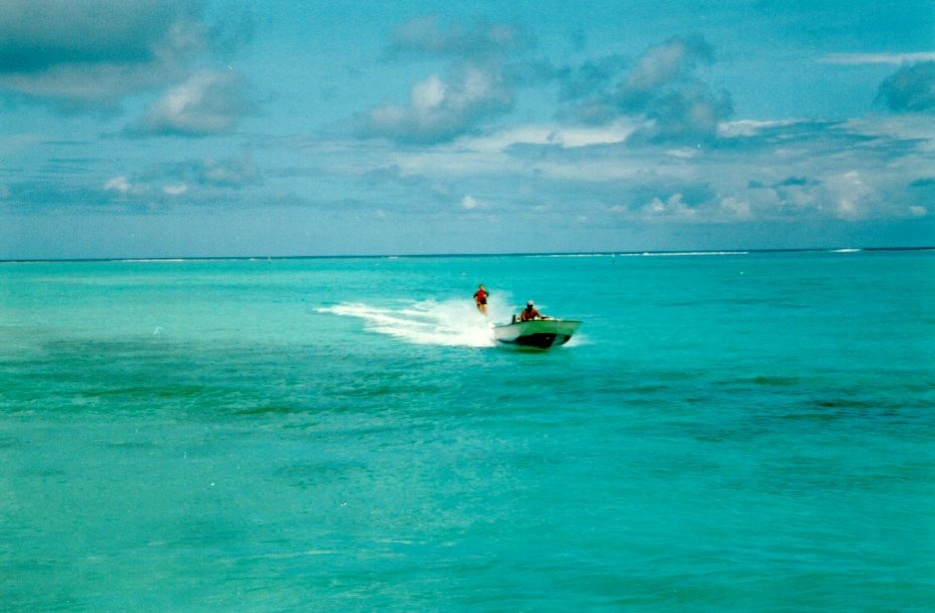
[317,297,508,348]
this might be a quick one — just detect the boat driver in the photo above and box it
[519,300,543,321]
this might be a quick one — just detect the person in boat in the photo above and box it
[473,284,489,315]
[519,300,543,321]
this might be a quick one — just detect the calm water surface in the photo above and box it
[1,251,933,611]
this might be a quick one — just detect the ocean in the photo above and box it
[1,250,933,611]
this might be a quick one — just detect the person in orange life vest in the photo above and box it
[519,300,543,321]
[473,284,489,315]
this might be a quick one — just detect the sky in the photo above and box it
[0,0,933,258]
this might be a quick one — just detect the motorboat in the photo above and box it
[492,318,582,349]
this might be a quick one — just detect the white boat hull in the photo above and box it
[492,319,581,349]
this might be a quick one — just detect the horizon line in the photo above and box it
[2,246,934,264]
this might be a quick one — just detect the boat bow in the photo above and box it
[492,318,582,349]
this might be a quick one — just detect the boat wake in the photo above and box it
[317,298,500,348]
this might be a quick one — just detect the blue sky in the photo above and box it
[1,0,932,258]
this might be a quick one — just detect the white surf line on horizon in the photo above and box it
[317,298,499,348]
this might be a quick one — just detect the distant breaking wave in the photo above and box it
[528,251,749,258]
[317,299,497,348]
[624,251,749,257]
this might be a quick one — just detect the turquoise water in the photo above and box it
[1,251,933,611]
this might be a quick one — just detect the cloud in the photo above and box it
[825,171,870,220]
[104,176,133,194]
[567,35,733,144]
[355,16,535,144]
[774,176,812,187]
[557,56,628,101]
[0,0,205,108]
[719,196,752,219]
[0,0,253,115]
[373,109,930,231]
[461,194,493,210]
[88,153,260,209]
[458,121,635,152]
[146,153,260,188]
[163,183,189,196]
[876,61,935,113]
[619,35,714,103]
[717,119,802,138]
[636,84,733,144]
[0,0,203,73]
[718,117,935,222]
[359,31,733,146]
[356,64,513,143]
[642,193,696,219]
[131,70,252,136]
[821,52,935,65]
[387,15,531,59]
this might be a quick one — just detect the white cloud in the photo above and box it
[163,183,189,196]
[456,121,635,152]
[92,153,258,209]
[717,119,804,138]
[719,196,752,219]
[843,114,935,143]
[621,35,713,95]
[461,194,493,210]
[548,123,636,148]
[371,108,932,232]
[665,147,699,159]
[820,52,935,65]
[134,70,250,136]
[567,35,733,143]
[195,155,259,187]
[826,171,870,220]
[104,176,132,194]
[358,14,531,144]
[644,193,696,219]
[876,61,935,113]
[357,64,513,143]
[388,15,529,58]
[0,0,206,106]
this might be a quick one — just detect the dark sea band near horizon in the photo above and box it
[1,248,933,611]
[2,245,933,265]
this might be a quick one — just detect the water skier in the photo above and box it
[473,284,489,315]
